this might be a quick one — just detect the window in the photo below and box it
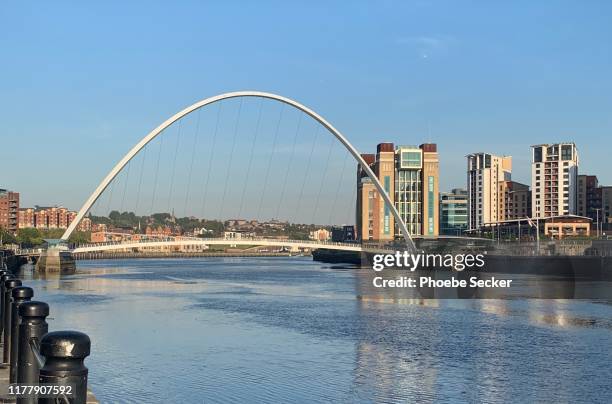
[400,151,421,168]
[534,147,543,163]
[561,145,573,160]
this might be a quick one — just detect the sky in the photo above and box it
[1,1,611,217]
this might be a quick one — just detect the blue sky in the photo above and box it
[1,1,611,214]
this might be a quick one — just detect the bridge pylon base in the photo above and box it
[36,248,76,274]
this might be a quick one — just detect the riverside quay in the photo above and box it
[0,259,97,403]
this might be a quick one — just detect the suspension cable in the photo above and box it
[311,136,335,225]
[134,144,147,216]
[120,160,131,213]
[201,102,222,219]
[105,180,115,216]
[328,151,349,225]
[256,104,285,220]
[219,98,243,220]
[183,109,201,217]
[295,125,321,217]
[167,120,183,214]
[275,112,302,220]
[150,133,164,214]
[347,177,357,225]
[238,98,264,218]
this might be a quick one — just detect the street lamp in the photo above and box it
[595,208,601,239]
[526,216,540,254]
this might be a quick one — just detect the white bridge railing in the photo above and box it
[71,237,401,254]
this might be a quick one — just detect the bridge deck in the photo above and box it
[71,237,399,255]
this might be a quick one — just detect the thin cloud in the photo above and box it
[396,35,455,58]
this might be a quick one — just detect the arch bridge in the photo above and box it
[47,91,417,263]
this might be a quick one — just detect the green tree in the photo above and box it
[0,227,17,245]
[16,228,43,247]
[68,231,91,245]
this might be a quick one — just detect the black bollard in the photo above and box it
[16,301,49,404]
[0,271,8,315]
[3,278,22,363]
[38,331,91,404]
[10,286,33,383]
[0,273,13,336]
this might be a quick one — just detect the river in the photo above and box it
[18,257,612,403]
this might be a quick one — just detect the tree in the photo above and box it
[0,227,17,245]
[16,228,43,248]
[68,231,91,245]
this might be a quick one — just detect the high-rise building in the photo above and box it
[531,143,579,218]
[356,142,439,240]
[577,175,601,222]
[499,180,531,220]
[0,189,20,234]
[466,153,512,230]
[439,188,468,236]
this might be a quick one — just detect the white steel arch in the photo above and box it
[62,91,415,251]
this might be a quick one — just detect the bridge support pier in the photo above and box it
[35,248,76,274]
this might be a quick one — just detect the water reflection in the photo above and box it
[17,258,612,403]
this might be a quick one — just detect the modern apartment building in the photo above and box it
[499,180,531,220]
[18,205,91,232]
[466,153,512,230]
[577,175,601,222]
[439,188,468,236]
[0,189,20,234]
[356,142,439,240]
[531,143,579,218]
[18,208,35,229]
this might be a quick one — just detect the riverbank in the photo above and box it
[73,251,302,260]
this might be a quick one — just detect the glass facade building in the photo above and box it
[395,146,422,235]
[439,188,468,235]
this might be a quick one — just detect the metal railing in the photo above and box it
[70,237,399,254]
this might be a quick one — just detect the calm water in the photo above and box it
[19,257,612,403]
